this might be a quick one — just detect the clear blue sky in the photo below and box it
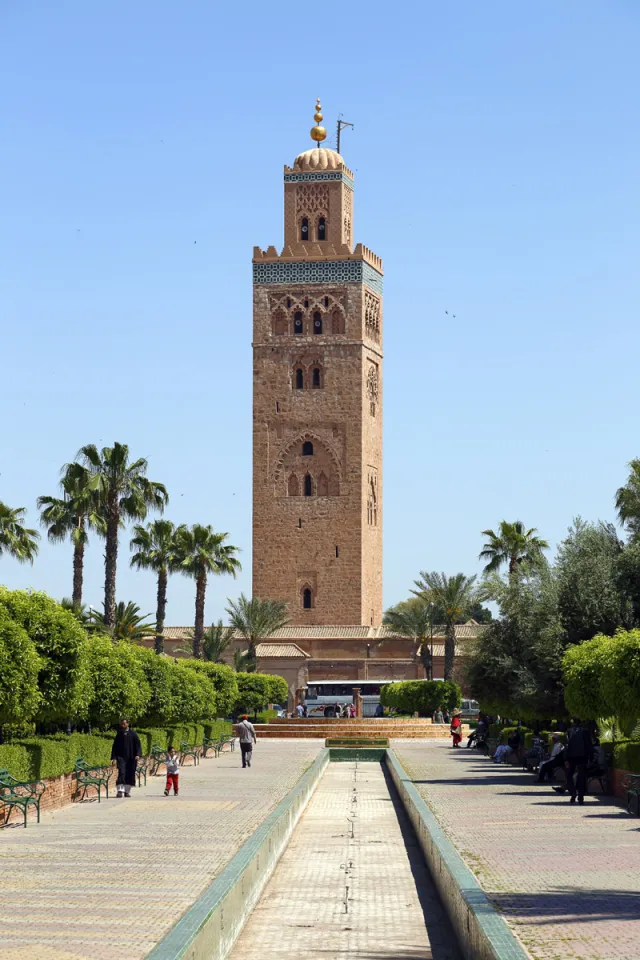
[2,2,639,624]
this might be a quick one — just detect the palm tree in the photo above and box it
[225,594,290,672]
[37,463,103,610]
[615,459,640,538]
[202,620,235,662]
[77,442,168,627]
[412,572,478,680]
[90,601,156,642]
[479,520,549,577]
[233,648,249,672]
[175,525,241,658]
[0,501,39,564]
[383,602,434,679]
[130,520,178,654]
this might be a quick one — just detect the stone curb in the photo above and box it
[386,749,532,960]
[145,747,330,960]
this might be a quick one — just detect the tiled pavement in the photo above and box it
[229,760,461,959]
[0,740,322,960]
[395,740,640,960]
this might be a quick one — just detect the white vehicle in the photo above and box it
[303,681,386,717]
[460,699,480,721]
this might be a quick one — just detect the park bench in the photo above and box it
[202,736,224,758]
[485,737,500,758]
[0,768,46,828]
[221,735,237,752]
[179,741,200,766]
[135,755,149,788]
[150,745,169,776]
[74,758,112,803]
[622,773,640,815]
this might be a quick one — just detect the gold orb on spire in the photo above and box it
[310,97,327,143]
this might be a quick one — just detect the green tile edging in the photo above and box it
[329,748,386,762]
[146,748,330,960]
[385,749,532,960]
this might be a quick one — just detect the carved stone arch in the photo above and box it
[272,308,287,337]
[317,471,329,496]
[288,473,299,497]
[274,431,342,483]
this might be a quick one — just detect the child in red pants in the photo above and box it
[164,747,179,795]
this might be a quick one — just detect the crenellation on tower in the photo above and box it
[252,102,383,626]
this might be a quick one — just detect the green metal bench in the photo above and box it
[0,768,46,828]
[150,745,169,776]
[74,758,112,803]
[486,737,500,758]
[202,737,223,759]
[179,741,200,766]
[135,755,149,788]
[622,773,640,815]
[220,735,237,752]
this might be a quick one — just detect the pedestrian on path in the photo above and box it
[433,707,444,724]
[295,703,304,718]
[236,714,257,768]
[111,718,142,798]
[164,747,179,795]
[538,733,565,783]
[450,709,462,747]
[562,719,593,804]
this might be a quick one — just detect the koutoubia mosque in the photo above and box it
[164,103,483,702]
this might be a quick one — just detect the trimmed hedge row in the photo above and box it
[612,740,640,774]
[0,721,232,782]
[380,680,462,717]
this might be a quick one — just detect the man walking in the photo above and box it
[111,718,142,798]
[236,714,257,769]
[563,719,593,804]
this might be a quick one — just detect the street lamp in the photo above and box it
[428,602,435,681]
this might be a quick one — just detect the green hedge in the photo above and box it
[612,740,640,774]
[499,725,531,745]
[380,680,462,716]
[256,709,279,724]
[0,720,232,781]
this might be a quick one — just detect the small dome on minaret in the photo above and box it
[292,98,345,172]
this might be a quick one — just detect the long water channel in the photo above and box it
[228,761,461,960]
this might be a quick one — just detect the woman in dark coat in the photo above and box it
[111,719,142,797]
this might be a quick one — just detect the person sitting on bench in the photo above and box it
[538,732,565,781]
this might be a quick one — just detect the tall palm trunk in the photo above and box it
[193,570,206,658]
[72,538,84,610]
[246,638,257,673]
[104,492,120,627]
[155,567,167,655]
[444,622,456,680]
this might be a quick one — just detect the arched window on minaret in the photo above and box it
[302,587,313,609]
[313,311,323,335]
[293,311,303,335]
[304,474,313,497]
[302,441,313,456]
[300,217,309,241]
[295,368,304,390]
[317,217,326,241]
[312,366,321,388]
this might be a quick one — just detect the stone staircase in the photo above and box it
[252,718,469,739]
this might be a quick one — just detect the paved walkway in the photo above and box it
[395,740,640,960]
[0,740,321,960]
[229,760,461,960]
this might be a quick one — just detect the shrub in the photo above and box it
[85,635,151,727]
[0,607,41,724]
[256,708,278,723]
[612,740,640,774]
[0,743,36,781]
[563,629,640,735]
[170,664,216,723]
[499,725,530,745]
[133,648,176,726]
[182,660,238,717]
[0,588,91,722]
[235,673,273,714]
[265,674,288,707]
[380,680,462,716]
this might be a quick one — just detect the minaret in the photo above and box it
[252,101,383,626]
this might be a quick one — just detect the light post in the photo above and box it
[428,602,434,681]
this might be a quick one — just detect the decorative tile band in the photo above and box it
[253,259,383,295]
[284,171,354,191]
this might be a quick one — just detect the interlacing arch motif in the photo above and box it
[269,293,346,337]
[343,190,352,246]
[296,183,329,217]
[274,431,343,483]
[365,290,381,341]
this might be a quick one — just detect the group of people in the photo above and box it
[109,713,260,800]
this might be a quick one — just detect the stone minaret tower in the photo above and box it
[252,101,383,626]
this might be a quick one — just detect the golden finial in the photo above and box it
[310,97,327,144]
